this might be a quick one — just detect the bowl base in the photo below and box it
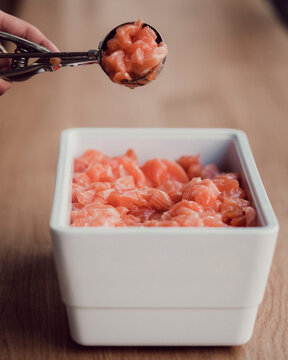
[66,305,258,346]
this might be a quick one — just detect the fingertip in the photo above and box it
[0,79,12,96]
[41,39,60,52]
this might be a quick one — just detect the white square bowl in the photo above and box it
[50,128,279,346]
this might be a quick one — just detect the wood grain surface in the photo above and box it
[0,0,287,359]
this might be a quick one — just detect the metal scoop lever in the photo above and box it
[0,31,99,81]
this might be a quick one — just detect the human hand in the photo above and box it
[0,10,58,95]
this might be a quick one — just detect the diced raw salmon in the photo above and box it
[129,207,156,222]
[158,180,184,202]
[142,158,188,186]
[213,174,245,198]
[77,189,96,205]
[73,172,91,187]
[101,19,168,85]
[74,149,108,173]
[70,149,257,227]
[166,200,203,217]
[201,215,226,227]
[85,163,114,182]
[162,160,189,183]
[71,204,122,227]
[113,176,136,191]
[182,178,220,210]
[148,188,173,211]
[72,202,85,210]
[131,44,167,76]
[107,189,149,209]
[118,157,147,186]
[177,155,220,179]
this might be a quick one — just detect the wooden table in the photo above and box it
[1,0,287,358]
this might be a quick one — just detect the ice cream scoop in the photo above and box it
[0,21,167,87]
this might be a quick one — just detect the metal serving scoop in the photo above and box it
[0,22,166,87]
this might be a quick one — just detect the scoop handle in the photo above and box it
[0,49,100,81]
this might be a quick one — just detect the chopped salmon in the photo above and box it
[70,149,257,227]
[101,19,168,85]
